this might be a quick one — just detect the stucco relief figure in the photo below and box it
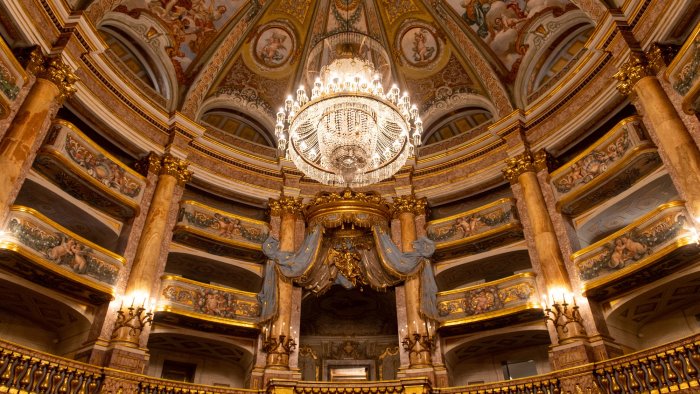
[412,29,436,63]
[215,213,241,238]
[609,235,648,269]
[454,215,482,237]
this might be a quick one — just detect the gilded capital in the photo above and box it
[391,194,428,217]
[160,154,193,185]
[503,151,536,184]
[27,49,78,103]
[135,152,162,176]
[269,196,304,217]
[613,52,656,96]
[534,149,555,173]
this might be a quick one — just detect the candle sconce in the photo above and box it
[261,325,296,368]
[111,302,153,347]
[543,296,587,344]
[401,320,436,367]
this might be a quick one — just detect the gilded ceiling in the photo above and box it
[97,0,589,148]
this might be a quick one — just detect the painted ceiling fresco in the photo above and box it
[99,0,588,146]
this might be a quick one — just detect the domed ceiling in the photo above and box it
[98,0,590,150]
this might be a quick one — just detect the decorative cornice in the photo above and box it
[502,151,536,184]
[613,52,656,96]
[391,194,428,218]
[160,154,193,186]
[269,196,304,217]
[26,49,78,104]
[134,153,192,186]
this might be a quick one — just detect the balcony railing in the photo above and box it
[156,275,261,332]
[0,334,699,393]
[33,119,147,219]
[668,24,700,115]
[573,201,699,300]
[426,198,522,259]
[172,200,270,260]
[0,206,125,303]
[436,272,542,331]
[549,116,661,216]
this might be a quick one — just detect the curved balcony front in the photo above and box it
[436,272,542,334]
[172,200,270,261]
[156,275,261,336]
[0,206,125,303]
[33,120,147,219]
[426,198,522,260]
[668,24,700,115]
[549,116,662,216]
[573,201,699,300]
[0,39,26,120]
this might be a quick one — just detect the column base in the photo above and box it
[262,367,301,386]
[73,338,111,367]
[397,365,436,385]
[103,344,149,374]
[549,340,594,370]
[588,334,624,361]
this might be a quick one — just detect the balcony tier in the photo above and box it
[33,120,146,219]
[573,201,700,300]
[172,200,270,261]
[668,24,700,115]
[436,272,542,335]
[0,206,125,303]
[426,198,523,260]
[155,275,261,336]
[549,116,662,216]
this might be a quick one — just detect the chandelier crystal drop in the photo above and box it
[275,55,423,187]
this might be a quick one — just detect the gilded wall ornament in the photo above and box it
[502,150,536,184]
[613,52,656,96]
[269,196,304,217]
[160,153,193,185]
[390,194,428,217]
[26,49,78,104]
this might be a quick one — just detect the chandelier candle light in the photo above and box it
[275,52,423,187]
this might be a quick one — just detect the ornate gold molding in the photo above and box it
[134,152,192,185]
[26,49,78,103]
[613,52,656,96]
[161,153,192,185]
[305,190,391,229]
[390,194,428,217]
[502,150,536,184]
[269,196,304,217]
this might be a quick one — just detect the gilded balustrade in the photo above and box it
[667,23,700,114]
[436,272,542,331]
[0,205,125,303]
[156,275,261,332]
[172,200,270,261]
[549,115,661,216]
[572,201,699,300]
[425,198,522,259]
[0,334,699,393]
[0,39,27,120]
[33,119,147,218]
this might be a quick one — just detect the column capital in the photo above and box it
[269,196,304,217]
[613,51,657,96]
[391,194,428,218]
[26,49,78,103]
[503,150,536,184]
[135,152,192,185]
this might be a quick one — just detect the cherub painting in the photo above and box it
[256,28,291,66]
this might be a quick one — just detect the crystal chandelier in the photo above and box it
[275,35,423,187]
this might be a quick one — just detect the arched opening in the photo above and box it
[299,286,399,381]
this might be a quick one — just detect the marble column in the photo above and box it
[391,194,435,373]
[0,49,77,223]
[105,153,191,372]
[614,50,700,220]
[264,196,303,375]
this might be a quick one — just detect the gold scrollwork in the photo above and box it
[134,152,192,185]
[269,195,304,217]
[613,51,656,96]
[390,193,428,217]
[502,150,536,184]
[26,49,78,103]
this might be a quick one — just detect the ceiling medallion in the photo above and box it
[275,31,423,187]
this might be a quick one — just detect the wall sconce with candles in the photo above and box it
[260,322,297,369]
[401,319,436,367]
[543,293,587,344]
[110,296,154,347]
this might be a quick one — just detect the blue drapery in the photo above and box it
[258,225,323,321]
[371,226,439,320]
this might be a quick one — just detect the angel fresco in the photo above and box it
[412,29,436,63]
[258,31,289,65]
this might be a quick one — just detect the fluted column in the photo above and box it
[392,194,433,370]
[264,196,303,371]
[0,49,77,223]
[614,50,700,220]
